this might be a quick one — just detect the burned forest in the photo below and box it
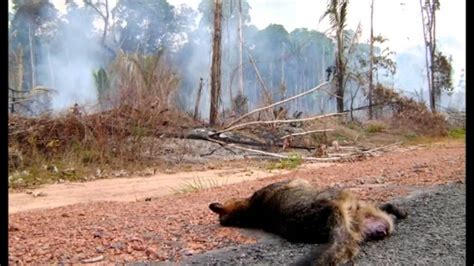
[8,0,466,265]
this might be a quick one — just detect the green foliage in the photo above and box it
[269,153,303,170]
[448,128,465,139]
[366,123,385,133]
[93,68,110,101]
[433,50,454,98]
[311,133,327,145]
[403,132,419,140]
[132,126,147,138]
[197,0,251,28]
[114,0,192,53]
[333,133,348,141]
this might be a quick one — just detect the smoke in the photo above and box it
[394,46,465,111]
[38,5,105,112]
[18,0,463,118]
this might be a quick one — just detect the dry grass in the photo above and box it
[8,51,198,189]
[172,176,229,194]
[373,84,448,136]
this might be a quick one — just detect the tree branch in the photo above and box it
[217,112,346,134]
[224,81,330,128]
[280,129,334,139]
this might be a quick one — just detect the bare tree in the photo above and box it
[368,0,374,119]
[84,0,109,46]
[194,78,204,120]
[28,25,36,89]
[210,0,223,125]
[419,0,438,112]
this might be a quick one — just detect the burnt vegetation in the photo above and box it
[8,0,464,189]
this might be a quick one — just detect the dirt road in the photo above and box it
[9,163,334,213]
[8,142,465,264]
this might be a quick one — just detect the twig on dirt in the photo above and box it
[224,81,331,128]
[206,138,346,162]
[361,141,403,154]
[217,112,346,134]
[81,255,104,263]
[280,129,335,139]
[200,144,237,157]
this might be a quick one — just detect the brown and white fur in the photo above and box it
[209,179,407,265]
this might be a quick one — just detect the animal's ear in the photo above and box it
[209,202,226,215]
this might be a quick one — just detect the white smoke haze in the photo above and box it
[35,5,105,113]
[47,47,103,111]
[10,0,465,117]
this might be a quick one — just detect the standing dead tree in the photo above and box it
[419,0,438,113]
[84,0,110,46]
[247,51,273,111]
[368,0,374,119]
[419,0,453,113]
[28,25,36,90]
[194,78,204,120]
[210,0,223,125]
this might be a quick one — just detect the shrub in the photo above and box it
[373,84,448,136]
[269,153,303,170]
[8,51,197,188]
[366,123,385,133]
[448,128,465,139]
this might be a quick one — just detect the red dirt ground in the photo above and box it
[8,142,465,264]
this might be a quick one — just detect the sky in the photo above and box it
[9,0,466,89]
[167,0,466,77]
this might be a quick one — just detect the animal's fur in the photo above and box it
[209,179,407,265]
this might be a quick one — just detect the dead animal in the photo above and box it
[209,178,407,265]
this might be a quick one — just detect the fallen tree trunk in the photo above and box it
[205,139,404,162]
[156,128,317,151]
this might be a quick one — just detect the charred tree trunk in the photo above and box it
[194,78,204,120]
[28,25,36,90]
[335,28,345,113]
[335,62,344,113]
[210,0,223,125]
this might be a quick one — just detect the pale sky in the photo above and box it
[167,0,466,75]
[9,0,465,86]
